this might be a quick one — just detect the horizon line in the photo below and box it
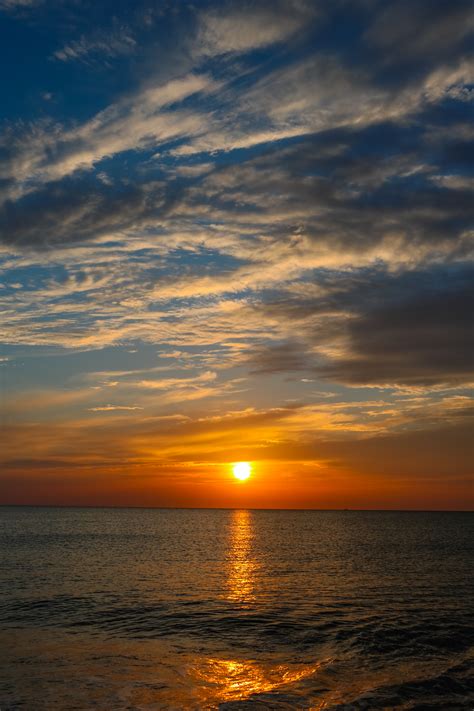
[0,504,472,513]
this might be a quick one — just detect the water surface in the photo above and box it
[0,508,472,709]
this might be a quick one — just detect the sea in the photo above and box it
[0,507,472,710]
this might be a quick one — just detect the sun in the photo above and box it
[232,462,252,481]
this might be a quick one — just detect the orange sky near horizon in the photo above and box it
[2,412,472,510]
[1,368,473,510]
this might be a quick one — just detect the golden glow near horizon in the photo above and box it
[232,462,252,481]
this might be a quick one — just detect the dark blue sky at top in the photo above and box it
[2,1,470,120]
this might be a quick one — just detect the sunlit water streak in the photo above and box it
[0,507,472,709]
[226,510,259,605]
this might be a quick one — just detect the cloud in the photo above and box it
[53,27,136,64]
[0,177,176,248]
[137,371,217,390]
[250,264,474,387]
[365,0,474,64]
[0,0,40,9]
[0,72,216,211]
[175,123,473,269]
[321,268,474,387]
[195,1,315,57]
[1,2,472,262]
[172,49,473,158]
[248,341,316,374]
[316,422,474,482]
[88,405,143,412]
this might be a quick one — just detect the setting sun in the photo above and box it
[232,462,252,481]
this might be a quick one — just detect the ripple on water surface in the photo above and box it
[0,507,472,709]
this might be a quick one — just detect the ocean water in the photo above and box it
[0,508,472,710]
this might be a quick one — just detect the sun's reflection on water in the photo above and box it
[226,509,258,604]
[191,656,323,705]
[206,511,324,706]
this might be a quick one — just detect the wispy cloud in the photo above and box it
[0,72,217,212]
[195,1,316,57]
[0,0,40,9]
[88,404,143,412]
[53,27,136,64]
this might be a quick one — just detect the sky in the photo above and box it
[0,0,473,509]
